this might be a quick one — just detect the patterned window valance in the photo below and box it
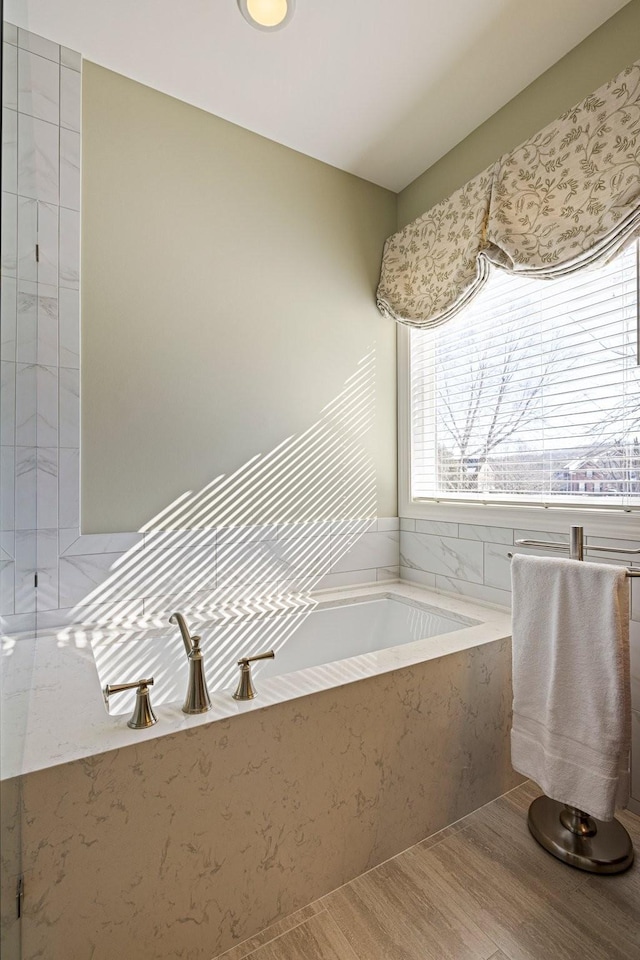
[377,60,640,329]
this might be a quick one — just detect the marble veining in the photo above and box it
[400,531,484,584]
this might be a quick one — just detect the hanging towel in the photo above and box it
[510,554,630,822]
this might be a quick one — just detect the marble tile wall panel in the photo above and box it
[59,128,80,210]
[14,529,36,614]
[36,528,59,611]
[36,447,58,530]
[58,446,79,529]
[17,114,59,204]
[58,366,79,448]
[1,361,16,446]
[36,284,58,366]
[14,362,36,445]
[59,66,81,132]
[1,277,17,360]
[60,46,81,72]
[16,280,37,363]
[58,552,139,609]
[0,446,15,534]
[400,531,483,584]
[17,48,59,124]
[19,637,518,960]
[14,447,36,530]
[17,27,59,62]
[58,207,79,288]
[1,192,17,275]
[0,557,15,616]
[398,566,436,590]
[2,36,18,110]
[16,196,36,280]
[1,25,82,634]
[58,287,79,367]
[2,107,17,193]
[36,200,59,287]
[60,530,144,556]
[35,364,57,446]
[330,529,399,574]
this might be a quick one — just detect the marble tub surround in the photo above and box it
[1,582,510,781]
[4,585,517,960]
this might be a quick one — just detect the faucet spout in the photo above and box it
[169,612,194,656]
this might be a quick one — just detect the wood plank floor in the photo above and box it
[216,782,640,960]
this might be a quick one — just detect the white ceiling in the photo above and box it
[5,0,631,191]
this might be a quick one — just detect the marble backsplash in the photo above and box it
[2,517,401,637]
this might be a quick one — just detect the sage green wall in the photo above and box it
[81,64,397,533]
[398,0,640,228]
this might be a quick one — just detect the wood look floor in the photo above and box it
[216,782,640,960]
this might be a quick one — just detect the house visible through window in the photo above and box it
[409,240,640,509]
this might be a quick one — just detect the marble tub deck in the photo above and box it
[1,581,511,780]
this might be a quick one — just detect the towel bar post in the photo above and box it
[569,525,584,561]
[523,522,634,874]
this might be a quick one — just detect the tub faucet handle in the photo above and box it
[233,650,275,701]
[104,678,158,729]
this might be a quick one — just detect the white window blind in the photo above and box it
[410,240,640,509]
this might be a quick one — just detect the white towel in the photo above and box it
[510,554,630,822]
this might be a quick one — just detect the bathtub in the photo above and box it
[95,591,480,717]
[3,583,520,960]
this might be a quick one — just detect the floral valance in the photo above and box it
[376,164,495,329]
[377,60,640,328]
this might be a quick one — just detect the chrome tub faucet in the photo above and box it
[169,612,212,715]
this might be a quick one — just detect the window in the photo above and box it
[408,240,640,511]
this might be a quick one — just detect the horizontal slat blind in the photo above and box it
[410,241,640,508]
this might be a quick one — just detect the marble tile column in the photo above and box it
[1,24,82,637]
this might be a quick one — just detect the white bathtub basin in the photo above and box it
[94,593,479,716]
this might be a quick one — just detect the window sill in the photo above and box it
[400,499,640,540]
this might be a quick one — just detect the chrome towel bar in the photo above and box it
[508,529,639,575]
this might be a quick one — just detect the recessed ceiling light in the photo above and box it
[237,0,295,31]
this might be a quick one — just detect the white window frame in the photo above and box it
[397,323,640,541]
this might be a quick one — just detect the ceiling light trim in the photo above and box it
[237,0,296,32]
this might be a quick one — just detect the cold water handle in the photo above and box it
[232,650,275,701]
